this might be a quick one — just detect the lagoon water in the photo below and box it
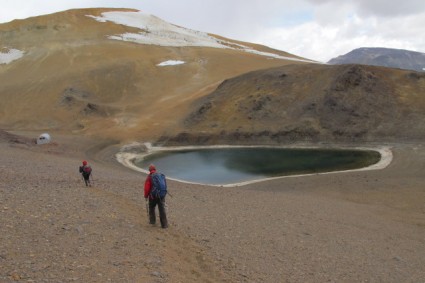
[135,147,381,185]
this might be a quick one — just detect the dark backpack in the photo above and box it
[82,165,92,176]
[150,172,167,198]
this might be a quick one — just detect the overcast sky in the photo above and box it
[1,0,425,62]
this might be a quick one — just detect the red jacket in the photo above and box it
[144,169,156,199]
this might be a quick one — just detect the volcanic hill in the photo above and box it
[169,63,425,144]
[1,8,425,145]
[0,8,313,144]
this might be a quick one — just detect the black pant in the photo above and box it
[82,174,91,186]
[148,197,168,228]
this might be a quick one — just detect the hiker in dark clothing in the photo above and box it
[79,160,92,187]
[144,164,168,228]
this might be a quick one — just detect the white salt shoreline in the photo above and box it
[116,144,393,187]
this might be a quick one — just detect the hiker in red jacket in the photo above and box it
[79,160,92,187]
[144,164,168,228]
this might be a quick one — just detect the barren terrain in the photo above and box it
[1,131,424,282]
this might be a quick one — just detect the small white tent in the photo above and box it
[36,133,51,145]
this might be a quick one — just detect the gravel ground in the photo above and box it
[1,131,424,282]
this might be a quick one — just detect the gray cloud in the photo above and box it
[306,0,425,17]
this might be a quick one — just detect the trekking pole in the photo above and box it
[145,198,149,219]
[90,173,95,186]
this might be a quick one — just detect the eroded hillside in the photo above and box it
[163,64,425,144]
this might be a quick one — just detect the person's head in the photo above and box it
[82,160,88,166]
[148,164,156,172]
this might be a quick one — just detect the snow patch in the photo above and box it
[0,48,24,64]
[157,60,185,66]
[88,11,317,63]
[88,12,225,48]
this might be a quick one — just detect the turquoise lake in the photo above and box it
[135,147,381,185]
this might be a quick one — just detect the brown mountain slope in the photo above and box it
[165,64,425,144]
[0,8,311,142]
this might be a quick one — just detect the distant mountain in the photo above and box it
[328,47,425,72]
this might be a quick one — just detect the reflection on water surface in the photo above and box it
[135,147,381,185]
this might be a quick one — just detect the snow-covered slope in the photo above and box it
[88,11,315,63]
[88,12,225,48]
